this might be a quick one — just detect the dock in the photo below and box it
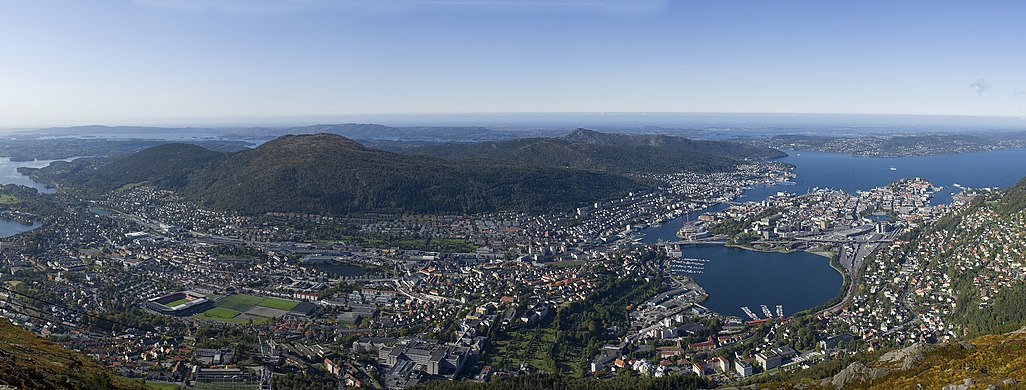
[741,306,759,321]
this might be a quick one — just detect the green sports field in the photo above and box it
[165,298,191,307]
[196,307,240,320]
[214,294,299,312]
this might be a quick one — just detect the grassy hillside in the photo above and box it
[0,318,149,390]
[747,328,1026,390]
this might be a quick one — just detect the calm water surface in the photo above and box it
[0,157,70,193]
[307,263,370,277]
[740,148,1026,204]
[685,245,841,318]
[0,220,41,238]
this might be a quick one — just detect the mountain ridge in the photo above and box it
[404,129,784,174]
[31,133,654,215]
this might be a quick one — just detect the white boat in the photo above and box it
[889,165,897,171]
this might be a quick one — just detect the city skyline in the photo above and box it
[2,0,1026,127]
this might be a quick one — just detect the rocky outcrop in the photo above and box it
[878,343,934,370]
[823,361,891,389]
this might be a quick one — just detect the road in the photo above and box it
[817,229,901,317]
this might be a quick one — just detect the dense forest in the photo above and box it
[28,143,225,196]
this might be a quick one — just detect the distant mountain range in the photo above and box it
[747,133,1026,157]
[404,128,785,174]
[17,123,515,142]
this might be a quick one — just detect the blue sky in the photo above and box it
[1,0,1025,127]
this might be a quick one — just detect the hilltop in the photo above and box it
[36,143,225,195]
[731,327,1026,390]
[0,318,149,389]
[30,133,653,214]
[405,129,784,174]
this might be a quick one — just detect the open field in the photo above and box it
[197,307,240,320]
[255,296,299,310]
[147,382,185,390]
[215,294,299,312]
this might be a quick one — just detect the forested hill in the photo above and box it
[560,128,786,160]
[0,318,148,389]
[994,176,1026,216]
[34,143,225,194]
[404,129,785,174]
[32,134,654,215]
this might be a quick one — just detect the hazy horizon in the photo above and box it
[2,112,1025,133]
[2,1,1026,127]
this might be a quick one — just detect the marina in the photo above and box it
[667,257,708,275]
[742,306,758,321]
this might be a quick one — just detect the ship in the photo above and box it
[776,304,784,318]
[761,304,773,318]
[889,165,897,171]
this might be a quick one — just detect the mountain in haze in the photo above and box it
[0,319,148,390]
[24,123,508,142]
[34,134,652,214]
[404,129,785,174]
[560,128,785,159]
[286,123,500,141]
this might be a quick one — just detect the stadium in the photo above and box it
[145,291,212,316]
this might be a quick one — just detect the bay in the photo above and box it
[685,245,841,319]
[740,148,1026,204]
[642,148,1026,318]
[0,157,69,193]
[640,203,730,244]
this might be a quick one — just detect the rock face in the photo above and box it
[821,343,938,389]
[827,361,891,389]
[878,343,933,370]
